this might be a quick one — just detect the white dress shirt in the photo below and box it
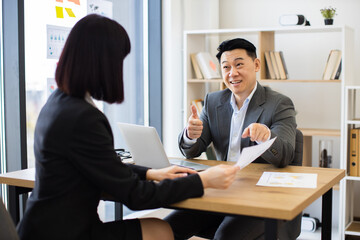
[183,82,270,161]
[84,92,96,107]
[226,83,257,162]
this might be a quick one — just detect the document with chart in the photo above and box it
[256,172,318,188]
[235,137,277,169]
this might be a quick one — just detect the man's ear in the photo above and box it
[253,58,261,72]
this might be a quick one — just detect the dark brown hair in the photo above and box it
[216,38,257,62]
[55,14,131,103]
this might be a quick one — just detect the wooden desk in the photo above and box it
[171,160,345,240]
[0,162,345,240]
[0,168,125,223]
[0,168,35,223]
[0,168,35,189]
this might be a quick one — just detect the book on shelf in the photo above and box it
[322,50,342,80]
[190,53,203,79]
[265,51,288,80]
[195,52,221,79]
[264,51,276,79]
[279,51,289,79]
[269,51,280,79]
[332,59,342,80]
[274,51,287,80]
[191,99,204,115]
[349,128,359,177]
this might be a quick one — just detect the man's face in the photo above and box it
[220,49,260,99]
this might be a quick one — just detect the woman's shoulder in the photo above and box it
[38,89,107,133]
[46,89,103,117]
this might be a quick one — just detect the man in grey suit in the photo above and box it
[165,38,301,239]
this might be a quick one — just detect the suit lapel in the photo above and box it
[216,90,233,147]
[241,83,266,149]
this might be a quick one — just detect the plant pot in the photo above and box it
[324,19,334,25]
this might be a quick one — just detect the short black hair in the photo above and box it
[55,14,131,104]
[216,38,257,62]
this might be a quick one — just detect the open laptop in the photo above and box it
[117,122,210,171]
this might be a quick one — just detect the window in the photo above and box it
[24,0,145,220]
[24,0,145,168]
[3,0,161,220]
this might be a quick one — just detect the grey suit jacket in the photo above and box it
[179,82,297,167]
[179,83,301,239]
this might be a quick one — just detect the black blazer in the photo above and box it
[17,89,204,240]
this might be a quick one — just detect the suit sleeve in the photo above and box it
[70,109,204,210]
[126,164,148,180]
[261,95,297,168]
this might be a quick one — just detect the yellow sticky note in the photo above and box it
[65,8,76,18]
[55,6,64,18]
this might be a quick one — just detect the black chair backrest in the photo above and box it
[0,199,19,240]
[291,129,303,166]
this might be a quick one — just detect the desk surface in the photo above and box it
[0,160,345,221]
[172,160,345,220]
[0,168,35,189]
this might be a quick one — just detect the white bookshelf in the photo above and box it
[183,25,355,239]
[343,86,360,238]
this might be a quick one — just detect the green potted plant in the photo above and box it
[320,7,337,25]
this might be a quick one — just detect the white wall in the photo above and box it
[219,0,360,79]
[162,0,219,157]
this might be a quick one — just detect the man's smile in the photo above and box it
[230,80,242,84]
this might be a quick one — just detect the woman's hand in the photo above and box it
[146,165,198,181]
[198,164,240,189]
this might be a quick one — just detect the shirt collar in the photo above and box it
[230,82,258,111]
[84,92,97,108]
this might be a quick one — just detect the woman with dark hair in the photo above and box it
[17,14,239,240]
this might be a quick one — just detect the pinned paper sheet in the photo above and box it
[257,172,317,188]
[235,137,277,169]
[55,6,64,18]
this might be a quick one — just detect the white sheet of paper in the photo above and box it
[235,137,277,169]
[256,172,318,188]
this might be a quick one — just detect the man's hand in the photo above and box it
[146,165,197,181]
[186,105,203,140]
[242,123,270,142]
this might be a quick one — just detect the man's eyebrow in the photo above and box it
[221,57,244,65]
[234,57,244,61]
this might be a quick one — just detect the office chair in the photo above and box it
[291,129,303,166]
[195,129,304,239]
[0,199,20,240]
